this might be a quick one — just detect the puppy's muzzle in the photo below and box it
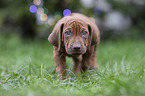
[72,44,81,50]
[71,43,83,55]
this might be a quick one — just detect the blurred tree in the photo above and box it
[0,0,36,38]
[0,0,145,40]
[108,0,145,39]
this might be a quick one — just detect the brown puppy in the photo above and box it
[48,13,100,77]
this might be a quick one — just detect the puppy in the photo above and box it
[48,13,100,77]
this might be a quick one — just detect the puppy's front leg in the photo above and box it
[53,47,67,77]
[80,52,91,73]
[72,55,82,75]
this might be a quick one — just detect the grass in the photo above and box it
[0,35,145,96]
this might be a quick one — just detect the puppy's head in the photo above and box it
[48,14,100,55]
[62,20,89,55]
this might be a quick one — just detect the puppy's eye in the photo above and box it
[65,30,71,36]
[82,30,88,36]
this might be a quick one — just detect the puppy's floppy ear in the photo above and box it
[88,24,100,50]
[48,23,64,51]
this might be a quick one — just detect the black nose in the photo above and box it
[73,44,81,50]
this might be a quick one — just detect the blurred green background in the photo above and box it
[0,0,145,40]
[1,0,145,96]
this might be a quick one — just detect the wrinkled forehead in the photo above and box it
[63,19,88,29]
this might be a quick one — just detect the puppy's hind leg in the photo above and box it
[89,51,98,70]
[89,45,98,70]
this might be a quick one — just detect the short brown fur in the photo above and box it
[48,13,100,78]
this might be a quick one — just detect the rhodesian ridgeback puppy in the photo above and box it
[48,13,100,78]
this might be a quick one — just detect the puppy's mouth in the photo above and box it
[67,49,86,55]
[71,51,83,55]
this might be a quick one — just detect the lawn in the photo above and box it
[0,35,145,96]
